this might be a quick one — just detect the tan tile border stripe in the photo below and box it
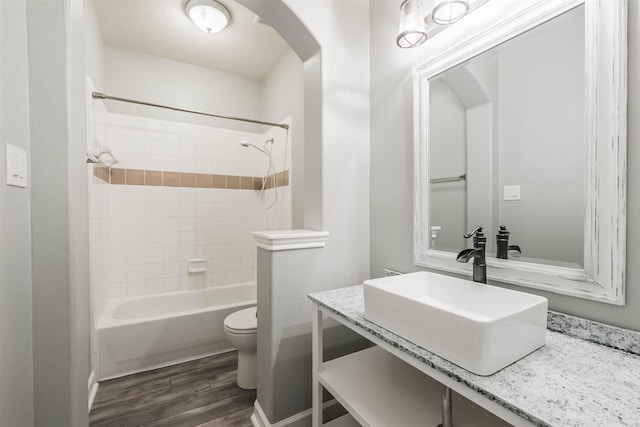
[93,167,290,190]
[93,166,110,183]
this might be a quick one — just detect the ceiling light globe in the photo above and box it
[185,0,231,34]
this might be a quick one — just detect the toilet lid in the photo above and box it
[224,307,257,332]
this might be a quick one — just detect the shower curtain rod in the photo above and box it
[92,91,290,130]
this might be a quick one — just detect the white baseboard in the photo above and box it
[88,370,99,412]
[251,399,339,427]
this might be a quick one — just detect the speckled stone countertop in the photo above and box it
[308,285,640,427]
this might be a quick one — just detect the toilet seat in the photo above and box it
[224,307,257,335]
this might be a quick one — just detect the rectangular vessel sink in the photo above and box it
[363,272,548,375]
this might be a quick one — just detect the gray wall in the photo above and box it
[261,49,305,228]
[27,0,90,424]
[0,0,35,425]
[104,45,264,132]
[370,0,640,330]
[84,0,104,90]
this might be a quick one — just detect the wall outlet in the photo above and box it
[504,185,521,201]
[6,144,27,188]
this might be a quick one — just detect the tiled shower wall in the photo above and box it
[88,112,292,304]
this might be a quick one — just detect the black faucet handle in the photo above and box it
[463,226,484,239]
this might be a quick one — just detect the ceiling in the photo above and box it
[92,0,291,81]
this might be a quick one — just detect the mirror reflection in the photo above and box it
[428,4,585,268]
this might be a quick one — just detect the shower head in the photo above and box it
[240,140,269,155]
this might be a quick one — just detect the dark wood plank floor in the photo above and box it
[90,351,255,427]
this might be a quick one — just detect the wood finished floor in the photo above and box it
[89,351,255,427]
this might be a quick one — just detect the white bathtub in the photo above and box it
[97,282,256,380]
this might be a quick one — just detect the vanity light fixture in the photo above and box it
[397,0,472,48]
[397,0,429,48]
[185,0,232,34]
[432,0,470,25]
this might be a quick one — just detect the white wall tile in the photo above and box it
[110,283,128,299]
[126,186,145,201]
[196,142,212,160]
[163,217,181,232]
[145,201,162,221]
[163,156,180,172]
[163,262,181,278]
[196,158,212,174]
[179,188,196,202]
[163,246,181,262]
[163,231,180,248]
[146,264,164,280]
[227,270,242,285]
[241,270,256,283]
[126,232,146,249]
[162,202,181,217]
[111,249,126,267]
[126,248,146,265]
[126,216,146,234]
[181,245,198,259]
[146,139,164,156]
[145,247,164,264]
[127,264,146,281]
[211,272,227,287]
[146,216,164,233]
[146,232,164,248]
[146,279,164,294]
[127,201,146,218]
[180,202,197,218]
[179,156,196,172]
[111,266,127,284]
[163,140,180,156]
[163,277,181,293]
[181,141,196,157]
[94,112,292,303]
[179,215,196,232]
[146,154,163,171]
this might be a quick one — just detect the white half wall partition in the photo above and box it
[251,231,370,426]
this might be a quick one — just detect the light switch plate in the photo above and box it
[6,144,27,188]
[504,185,521,201]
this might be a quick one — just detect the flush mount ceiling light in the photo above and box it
[185,0,232,34]
[432,0,470,25]
[397,0,428,48]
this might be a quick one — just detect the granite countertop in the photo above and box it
[308,285,640,427]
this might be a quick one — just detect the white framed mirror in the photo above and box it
[413,0,627,305]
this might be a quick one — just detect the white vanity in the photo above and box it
[309,284,640,426]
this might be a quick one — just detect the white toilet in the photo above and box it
[224,306,257,390]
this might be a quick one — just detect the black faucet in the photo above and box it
[456,226,487,284]
[496,225,522,260]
